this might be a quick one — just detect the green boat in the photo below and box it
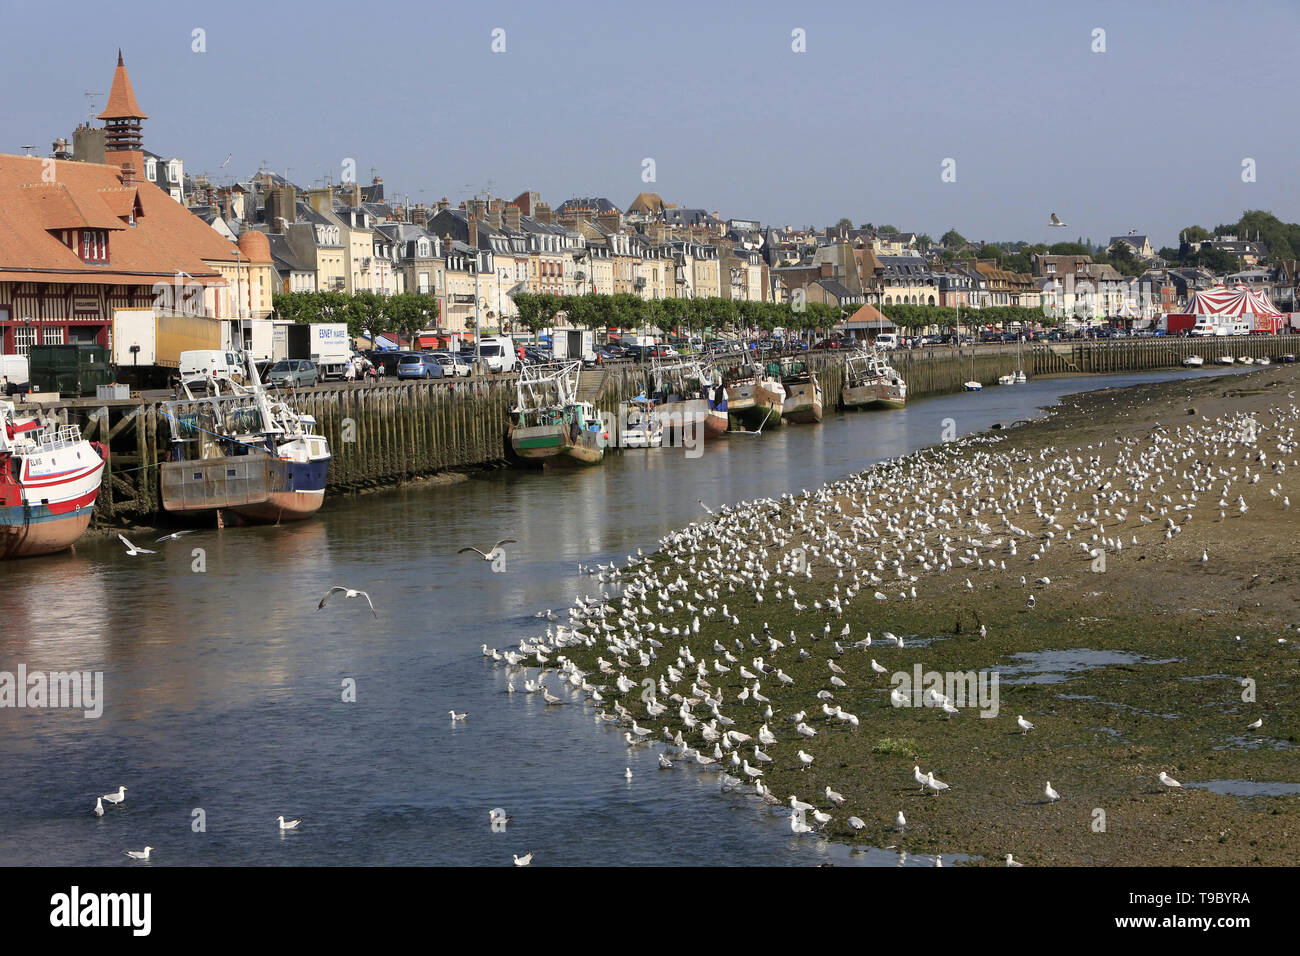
[509,362,606,468]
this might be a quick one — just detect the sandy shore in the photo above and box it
[549,366,1300,865]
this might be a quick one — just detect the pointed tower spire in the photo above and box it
[98,50,146,179]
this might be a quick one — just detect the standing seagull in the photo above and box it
[277,815,301,830]
[457,539,517,561]
[101,786,127,806]
[1044,781,1060,802]
[93,797,104,817]
[317,587,378,618]
[116,534,156,556]
[1158,771,1182,789]
[1017,715,1035,734]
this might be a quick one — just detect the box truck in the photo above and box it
[549,328,596,363]
[285,323,352,380]
[111,308,224,388]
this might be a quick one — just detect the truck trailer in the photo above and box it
[284,323,352,380]
[111,308,224,388]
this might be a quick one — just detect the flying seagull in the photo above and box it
[458,539,517,560]
[155,530,195,542]
[117,534,156,556]
[1049,212,1067,227]
[220,153,232,168]
[277,815,301,830]
[317,587,378,618]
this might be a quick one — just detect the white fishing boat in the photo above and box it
[649,361,729,441]
[841,349,907,410]
[509,361,606,467]
[620,395,663,448]
[779,357,823,423]
[997,373,1016,386]
[1182,354,1204,367]
[1217,355,1235,365]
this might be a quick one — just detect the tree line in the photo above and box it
[272,291,440,342]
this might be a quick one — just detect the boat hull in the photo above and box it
[653,398,728,443]
[0,436,105,559]
[727,380,784,429]
[841,384,906,410]
[0,494,97,558]
[161,454,328,522]
[510,423,604,467]
[782,381,823,424]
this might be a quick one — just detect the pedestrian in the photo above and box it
[345,357,357,383]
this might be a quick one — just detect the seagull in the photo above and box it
[220,153,232,168]
[870,659,888,674]
[1158,771,1181,789]
[449,710,468,721]
[1005,853,1024,867]
[1017,715,1035,734]
[317,587,377,618]
[277,815,301,830]
[895,811,906,829]
[93,797,104,817]
[658,752,673,769]
[625,767,633,780]
[1045,781,1060,802]
[1246,717,1263,730]
[926,771,950,793]
[848,816,865,830]
[489,807,511,827]
[698,499,715,515]
[123,847,154,861]
[1049,212,1067,227]
[116,534,155,556]
[101,786,127,806]
[154,530,195,542]
[513,852,533,866]
[1027,593,1036,610]
[458,539,517,561]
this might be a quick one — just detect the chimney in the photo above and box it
[487,206,502,230]
[820,261,832,279]
[468,215,478,249]
[120,162,135,187]
[504,204,521,231]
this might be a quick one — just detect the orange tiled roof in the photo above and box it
[0,154,238,282]
[98,50,148,120]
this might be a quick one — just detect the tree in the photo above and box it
[1048,242,1090,256]
[940,229,966,249]
[916,233,933,253]
[835,217,854,233]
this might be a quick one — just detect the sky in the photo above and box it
[4,0,1298,250]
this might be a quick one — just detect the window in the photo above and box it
[14,325,37,355]
[80,230,108,262]
[42,327,64,345]
[145,158,157,181]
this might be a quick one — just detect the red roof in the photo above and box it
[98,51,148,120]
[0,154,240,283]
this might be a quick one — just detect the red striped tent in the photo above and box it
[1184,284,1283,331]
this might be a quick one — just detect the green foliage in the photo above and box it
[1047,242,1090,256]
[271,291,439,342]
[940,228,966,249]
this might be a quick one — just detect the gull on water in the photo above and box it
[101,786,127,806]
[489,808,511,828]
[317,587,378,618]
[449,710,468,721]
[93,797,103,817]
[277,815,301,830]
[123,847,154,861]
[513,852,533,866]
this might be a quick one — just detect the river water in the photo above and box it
[0,366,1251,866]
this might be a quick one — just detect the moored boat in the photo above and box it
[779,357,823,424]
[841,349,907,409]
[160,356,330,523]
[1182,354,1204,367]
[724,361,784,431]
[617,395,663,448]
[1,400,106,559]
[649,361,728,442]
[509,362,607,467]
[1217,355,1235,365]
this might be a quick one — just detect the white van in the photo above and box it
[179,349,246,383]
[476,335,517,373]
[874,333,899,350]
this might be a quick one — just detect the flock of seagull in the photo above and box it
[91,785,301,862]
[478,395,1294,865]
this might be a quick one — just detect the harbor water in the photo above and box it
[0,366,1251,866]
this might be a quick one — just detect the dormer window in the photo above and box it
[145,158,158,182]
[80,230,109,262]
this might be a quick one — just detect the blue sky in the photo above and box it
[5,0,1297,248]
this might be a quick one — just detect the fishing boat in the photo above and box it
[1217,355,1235,365]
[649,361,729,442]
[620,394,663,448]
[724,361,785,431]
[508,361,606,467]
[1182,354,1204,367]
[160,356,330,523]
[964,379,983,392]
[1,400,106,559]
[1237,356,1254,365]
[1281,354,1297,364]
[1256,356,1271,366]
[997,373,1017,386]
[779,357,823,424]
[841,349,907,410]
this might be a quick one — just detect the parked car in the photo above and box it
[429,351,472,377]
[364,350,404,376]
[397,353,445,380]
[265,359,318,388]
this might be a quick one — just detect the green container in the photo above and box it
[29,345,112,396]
